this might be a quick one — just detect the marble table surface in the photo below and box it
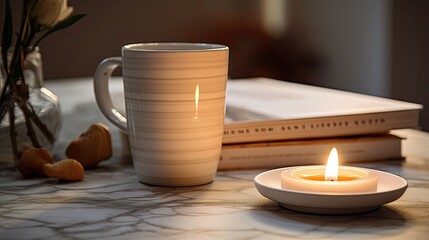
[1,78,429,240]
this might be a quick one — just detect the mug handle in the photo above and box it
[93,57,127,132]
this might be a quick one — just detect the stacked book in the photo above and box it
[218,78,422,170]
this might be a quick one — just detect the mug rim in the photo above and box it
[122,42,228,52]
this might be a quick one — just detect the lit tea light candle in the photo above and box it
[281,148,378,193]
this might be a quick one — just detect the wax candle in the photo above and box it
[281,148,378,193]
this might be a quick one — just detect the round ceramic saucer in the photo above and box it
[254,167,408,215]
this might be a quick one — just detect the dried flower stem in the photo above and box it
[27,101,54,142]
[8,104,18,162]
[1,0,85,164]
[19,103,41,148]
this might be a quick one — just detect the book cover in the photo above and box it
[224,78,422,144]
[218,134,402,170]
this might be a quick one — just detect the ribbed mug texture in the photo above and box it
[122,43,228,186]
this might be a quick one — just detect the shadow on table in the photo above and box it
[250,202,408,236]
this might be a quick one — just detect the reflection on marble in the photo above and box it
[1,79,429,239]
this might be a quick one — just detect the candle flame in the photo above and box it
[194,84,199,119]
[325,147,339,181]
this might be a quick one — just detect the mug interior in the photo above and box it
[123,43,228,52]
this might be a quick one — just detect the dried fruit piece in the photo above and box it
[19,146,84,181]
[66,122,112,168]
[43,159,84,181]
[19,145,53,178]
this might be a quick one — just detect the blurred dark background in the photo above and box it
[1,0,429,130]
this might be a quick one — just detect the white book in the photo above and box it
[218,134,402,170]
[223,78,422,144]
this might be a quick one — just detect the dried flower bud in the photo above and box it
[31,0,74,29]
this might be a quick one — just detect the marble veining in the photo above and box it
[1,79,429,239]
[1,158,429,240]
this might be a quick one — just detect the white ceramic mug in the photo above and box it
[94,43,229,186]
